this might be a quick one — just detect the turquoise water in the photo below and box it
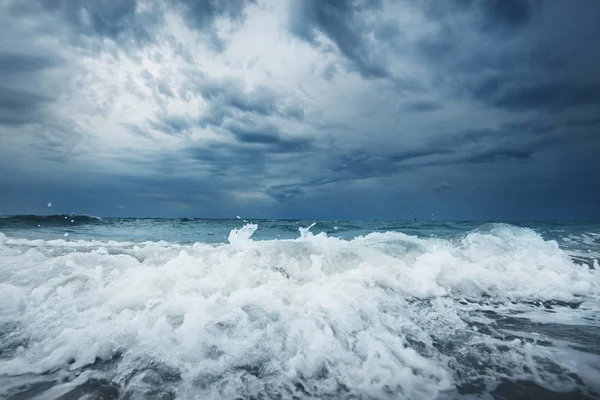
[0,216,599,399]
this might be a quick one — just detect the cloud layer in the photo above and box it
[1,0,599,220]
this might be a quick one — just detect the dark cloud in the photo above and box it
[564,116,600,128]
[460,148,536,164]
[481,0,536,27]
[229,124,281,145]
[265,184,305,202]
[0,2,145,131]
[149,115,193,135]
[9,0,155,47]
[175,0,256,29]
[289,0,390,79]
[174,0,257,49]
[181,125,312,188]
[227,123,313,153]
[411,0,600,117]
[8,0,257,51]
[321,64,338,81]
[500,119,557,135]
[405,101,442,113]
[0,86,51,125]
[0,52,60,73]
[156,82,174,98]
[187,78,305,129]
[326,147,447,183]
[469,77,600,113]
[0,168,261,218]
[145,75,307,145]
[40,0,138,37]
[0,50,62,126]
[281,116,585,199]
[187,142,268,180]
[0,87,50,113]
[198,81,276,116]
[453,0,537,28]
[432,182,454,193]
[491,81,600,113]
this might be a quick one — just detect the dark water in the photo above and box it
[0,215,599,399]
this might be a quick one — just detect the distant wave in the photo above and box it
[0,214,104,227]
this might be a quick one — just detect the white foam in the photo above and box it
[0,224,599,398]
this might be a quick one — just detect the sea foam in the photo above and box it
[0,223,599,399]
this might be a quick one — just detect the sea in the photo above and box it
[0,215,599,399]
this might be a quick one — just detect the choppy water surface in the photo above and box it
[0,216,599,399]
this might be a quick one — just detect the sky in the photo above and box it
[0,0,599,220]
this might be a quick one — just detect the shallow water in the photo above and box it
[0,216,599,399]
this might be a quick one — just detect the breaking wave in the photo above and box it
[0,223,599,399]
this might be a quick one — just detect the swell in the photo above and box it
[0,214,104,228]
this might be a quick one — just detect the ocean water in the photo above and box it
[0,215,599,400]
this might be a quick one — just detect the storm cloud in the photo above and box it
[0,0,599,220]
